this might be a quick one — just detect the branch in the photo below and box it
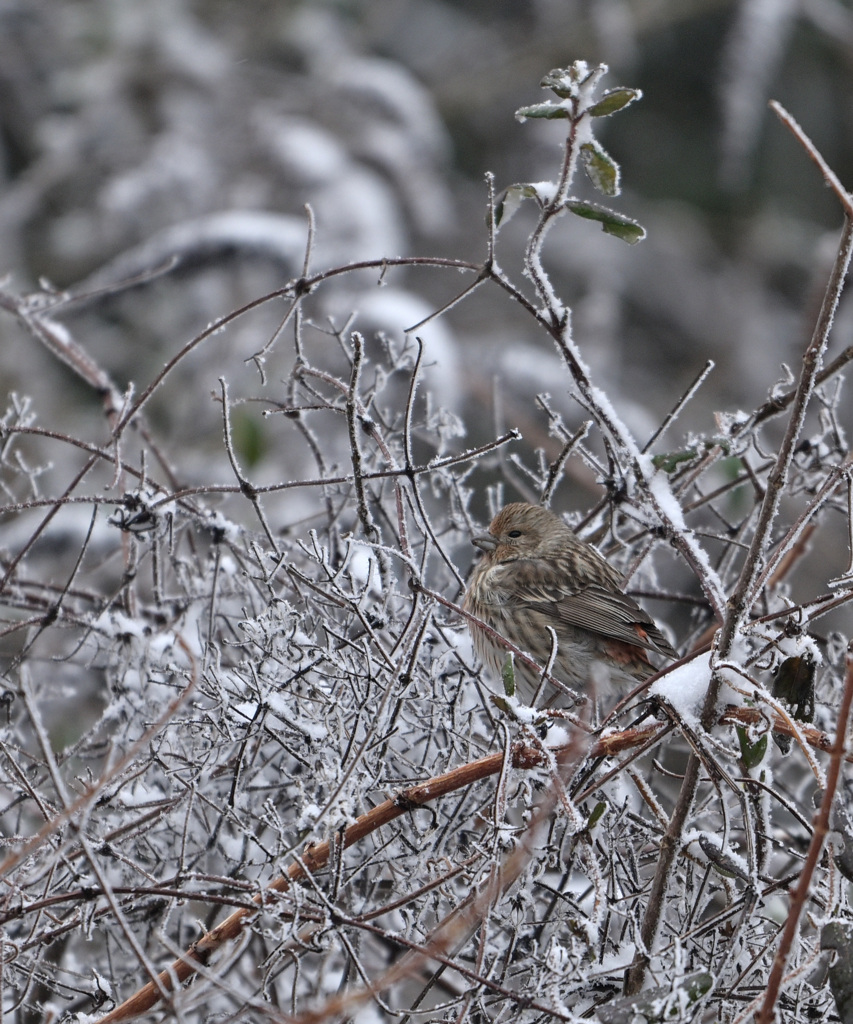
[770,102,853,217]
[755,645,853,1024]
[95,714,675,1023]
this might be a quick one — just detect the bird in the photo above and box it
[463,502,677,708]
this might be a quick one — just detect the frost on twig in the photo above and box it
[0,60,850,1024]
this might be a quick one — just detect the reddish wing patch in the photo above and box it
[601,633,655,676]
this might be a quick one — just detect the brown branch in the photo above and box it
[286,719,594,1024]
[94,746,534,1022]
[95,717,669,1023]
[719,705,853,762]
[770,102,853,217]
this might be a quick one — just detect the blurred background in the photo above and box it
[0,0,851,535]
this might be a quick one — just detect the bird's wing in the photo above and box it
[554,585,677,657]
[491,559,677,659]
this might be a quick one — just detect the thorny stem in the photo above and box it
[624,202,853,1000]
[755,645,853,1024]
[737,215,853,618]
[346,332,377,540]
[512,85,728,619]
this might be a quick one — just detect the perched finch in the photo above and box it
[464,502,676,707]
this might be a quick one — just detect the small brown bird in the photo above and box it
[464,502,676,707]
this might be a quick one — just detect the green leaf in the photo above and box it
[736,724,768,770]
[682,972,714,1002]
[539,65,592,98]
[515,102,569,121]
[587,801,607,828]
[587,87,642,117]
[231,408,266,468]
[564,200,646,244]
[501,654,516,698]
[580,141,620,196]
[494,183,542,227]
[699,835,750,881]
[539,69,576,98]
[651,448,699,473]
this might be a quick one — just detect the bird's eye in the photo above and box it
[508,530,523,538]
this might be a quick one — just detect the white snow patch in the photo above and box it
[651,655,712,726]
[346,542,381,591]
[297,802,323,830]
[117,781,167,807]
[92,610,147,639]
[206,510,242,542]
[774,631,822,665]
[530,180,558,204]
[544,723,573,748]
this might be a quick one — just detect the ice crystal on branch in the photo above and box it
[0,38,849,1024]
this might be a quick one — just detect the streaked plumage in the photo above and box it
[464,502,676,707]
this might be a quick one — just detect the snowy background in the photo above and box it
[2,1,851,476]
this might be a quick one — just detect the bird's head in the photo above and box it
[472,502,568,563]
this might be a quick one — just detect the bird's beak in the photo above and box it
[472,533,497,552]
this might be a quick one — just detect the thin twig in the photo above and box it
[642,359,715,454]
[770,102,853,217]
[217,377,279,553]
[346,332,377,539]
